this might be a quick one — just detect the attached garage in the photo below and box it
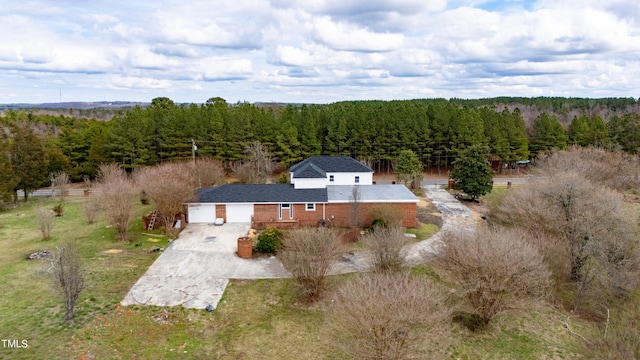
[225,204,254,223]
[187,204,216,223]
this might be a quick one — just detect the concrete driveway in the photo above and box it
[121,223,288,309]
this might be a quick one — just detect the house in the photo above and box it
[186,156,418,228]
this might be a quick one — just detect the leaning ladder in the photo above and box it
[147,210,158,230]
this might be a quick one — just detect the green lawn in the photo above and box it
[0,196,592,359]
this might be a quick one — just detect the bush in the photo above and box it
[326,272,449,359]
[255,227,283,254]
[363,226,410,273]
[435,226,552,330]
[368,205,403,228]
[278,228,343,303]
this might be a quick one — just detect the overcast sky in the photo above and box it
[1,0,638,104]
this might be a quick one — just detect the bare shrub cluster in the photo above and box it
[326,272,449,360]
[50,242,84,321]
[435,226,552,329]
[82,194,101,224]
[368,204,403,228]
[94,164,138,242]
[233,141,274,184]
[191,157,225,188]
[535,146,640,191]
[35,206,55,240]
[492,170,640,311]
[278,227,344,303]
[136,161,196,236]
[363,226,410,273]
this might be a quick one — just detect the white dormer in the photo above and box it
[289,156,373,189]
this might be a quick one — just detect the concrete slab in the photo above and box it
[121,223,289,310]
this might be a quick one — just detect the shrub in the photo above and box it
[278,227,343,303]
[368,205,403,228]
[326,272,449,359]
[363,226,410,273]
[255,227,283,254]
[435,226,552,330]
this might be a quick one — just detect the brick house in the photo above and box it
[186,156,418,228]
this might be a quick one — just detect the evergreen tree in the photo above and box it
[396,149,423,189]
[530,113,567,156]
[450,144,493,199]
[9,123,49,202]
[608,113,640,153]
[0,136,17,205]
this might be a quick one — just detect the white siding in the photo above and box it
[292,177,327,189]
[188,204,216,223]
[291,171,373,188]
[326,172,373,185]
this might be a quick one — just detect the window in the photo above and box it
[279,203,292,219]
[355,176,360,184]
[306,203,315,211]
[329,175,334,182]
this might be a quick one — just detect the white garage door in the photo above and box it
[188,204,216,223]
[226,204,254,223]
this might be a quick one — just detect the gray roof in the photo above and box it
[194,184,327,204]
[290,156,372,178]
[291,162,326,178]
[327,185,418,203]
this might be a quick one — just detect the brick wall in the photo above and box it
[215,204,226,223]
[325,203,417,228]
[251,202,417,229]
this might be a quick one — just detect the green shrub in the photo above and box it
[256,227,283,254]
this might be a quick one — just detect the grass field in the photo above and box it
[0,195,592,359]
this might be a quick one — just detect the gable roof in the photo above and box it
[290,156,372,178]
[193,184,327,203]
[290,162,326,178]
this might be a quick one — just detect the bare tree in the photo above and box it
[50,242,84,321]
[190,157,225,188]
[94,164,138,242]
[35,206,55,240]
[233,141,274,184]
[363,226,410,273]
[49,171,70,202]
[244,141,274,183]
[492,171,640,312]
[326,272,449,360]
[136,162,195,237]
[278,227,344,303]
[535,146,640,192]
[435,226,552,329]
[349,186,361,229]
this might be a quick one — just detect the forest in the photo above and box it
[1,96,640,200]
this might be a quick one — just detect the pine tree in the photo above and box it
[451,144,493,199]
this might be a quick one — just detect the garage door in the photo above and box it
[188,204,216,223]
[226,204,254,223]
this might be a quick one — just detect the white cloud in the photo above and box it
[0,0,638,103]
[108,76,172,90]
[310,16,405,52]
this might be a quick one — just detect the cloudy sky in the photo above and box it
[0,0,638,104]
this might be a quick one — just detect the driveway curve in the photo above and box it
[121,185,475,309]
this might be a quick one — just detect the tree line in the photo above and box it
[1,96,640,201]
